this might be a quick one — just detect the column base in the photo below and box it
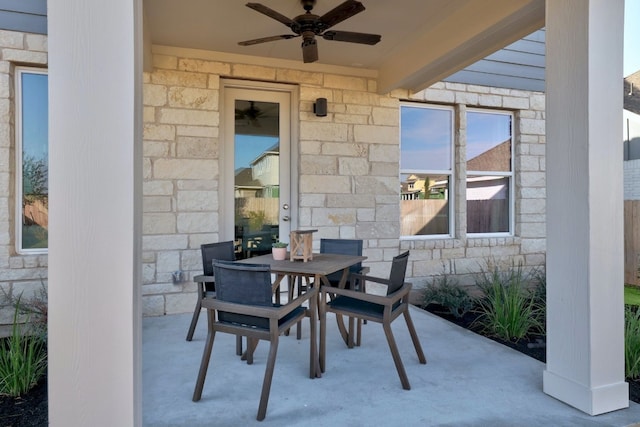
[543,369,629,415]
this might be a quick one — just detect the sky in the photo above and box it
[625,0,640,77]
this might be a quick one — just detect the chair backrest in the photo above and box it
[201,241,235,276]
[387,251,410,295]
[212,261,273,327]
[320,238,364,283]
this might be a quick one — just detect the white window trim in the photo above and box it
[15,66,48,254]
[399,102,455,240]
[466,108,514,237]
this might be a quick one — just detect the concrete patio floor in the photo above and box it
[143,307,640,426]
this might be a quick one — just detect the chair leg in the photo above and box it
[403,309,427,364]
[382,322,411,390]
[192,310,216,401]
[236,336,243,356]
[347,316,355,348]
[186,297,202,341]
[308,292,319,378]
[319,294,326,374]
[256,336,279,421]
[356,318,362,347]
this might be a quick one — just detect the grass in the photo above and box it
[626,286,640,306]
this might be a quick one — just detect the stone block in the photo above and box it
[143,123,175,141]
[2,49,47,64]
[300,155,337,175]
[311,208,356,226]
[143,84,167,107]
[0,72,10,99]
[423,88,455,103]
[154,159,217,180]
[342,91,378,106]
[370,162,398,177]
[412,259,451,276]
[369,144,398,162]
[478,94,503,107]
[276,69,322,85]
[0,30,23,48]
[153,54,178,70]
[165,292,195,314]
[324,74,367,91]
[520,118,545,135]
[517,155,540,171]
[520,198,546,214]
[178,58,230,75]
[299,194,325,207]
[519,222,546,238]
[376,204,399,222]
[143,213,176,235]
[520,238,546,254]
[143,140,170,157]
[159,108,219,126]
[142,295,165,316]
[143,234,189,251]
[168,87,218,110]
[299,87,334,102]
[455,92,479,105]
[151,70,208,88]
[177,212,217,233]
[142,263,156,284]
[144,180,174,196]
[357,208,375,221]
[143,196,172,212]
[356,222,399,238]
[519,171,546,187]
[354,125,398,144]
[176,136,216,158]
[232,64,276,80]
[372,107,398,126]
[338,157,369,175]
[299,175,349,193]
[355,176,398,195]
[177,190,217,211]
[189,233,219,249]
[177,179,217,191]
[300,122,348,142]
[177,125,218,138]
[333,113,368,124]
[156,251,180,273]
[322,142,367,157]
[143,107,155,123]
[327,194,375,208]
[530,93,546,110]
[502,96,530,109]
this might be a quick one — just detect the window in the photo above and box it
[466,109,513,235]
[400,104,454,237]
[16,68,48,252]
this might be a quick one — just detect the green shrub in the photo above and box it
[626,306,640,380]
[422,274,474,319]
[473,262,544,342]
[0,298,47,397]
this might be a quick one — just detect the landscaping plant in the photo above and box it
[0,297,47,397]
[422,274,474,319]
[626,306,640,380]
[473,262,544,342]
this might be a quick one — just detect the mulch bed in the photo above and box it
[0,375,48,427]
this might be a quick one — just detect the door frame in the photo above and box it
[219,79,299,243]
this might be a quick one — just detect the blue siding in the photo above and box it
[0,0,47,35]
[444,29,546,92]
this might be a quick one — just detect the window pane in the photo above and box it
[401,106,452,171]
[21,71,49,250]
[466,175,510,233]
[467,111,511,172]
[400,174,450,236]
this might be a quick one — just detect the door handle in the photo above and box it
[282,215,290,221]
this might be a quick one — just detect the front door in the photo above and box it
[222,83,295,259]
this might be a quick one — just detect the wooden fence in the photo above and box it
[626,200,640,285]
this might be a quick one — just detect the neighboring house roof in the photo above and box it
[234,167,261,189]
[467,140,511,172]
[625,70,640,115]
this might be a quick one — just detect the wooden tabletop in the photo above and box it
[237,253,366,276]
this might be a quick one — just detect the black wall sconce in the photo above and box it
[314,97,327,117]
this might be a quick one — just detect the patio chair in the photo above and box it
[186,241,236,343]
[319,251,427,390]
[192,261,318,421]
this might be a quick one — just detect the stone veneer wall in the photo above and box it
[0,30,48,332]
[141,48,546,315]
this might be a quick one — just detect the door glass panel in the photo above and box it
[234,100,280,259]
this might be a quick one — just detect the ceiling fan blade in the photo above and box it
[322,30,381,45]
[318,0,365,30]
[246,3,297,28]
[302,39,319,63]
[238,34,298,46]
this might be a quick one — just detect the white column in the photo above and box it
[544,0,627,415]
[48,1,143,426]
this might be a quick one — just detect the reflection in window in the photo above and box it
[400,104,453,237]
[17,68,48,252]
[466,110,513,234]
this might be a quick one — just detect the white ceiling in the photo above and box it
[143,0,545,93]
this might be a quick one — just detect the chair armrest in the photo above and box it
[205,286,318,319]
[193,274,215,283]
[349,273,392,287]
[322,282,412,306]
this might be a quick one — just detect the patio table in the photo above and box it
[237,252,367,376]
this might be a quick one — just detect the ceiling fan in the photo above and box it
[235,101,264,127]
[238,0,382,63]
